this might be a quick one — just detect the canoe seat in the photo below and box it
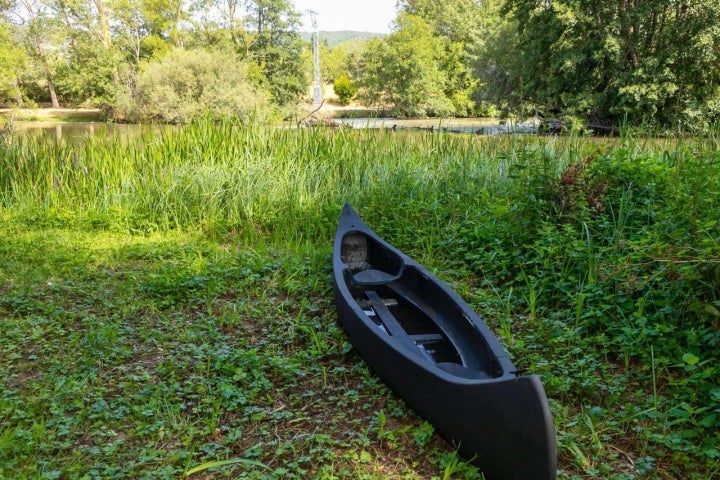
[411,333,444,344]
[436,362,493,379]
[347,267,403,286]
[357,297,398,309]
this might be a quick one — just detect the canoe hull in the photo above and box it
[333,205,557,480]
[336,288,555,479]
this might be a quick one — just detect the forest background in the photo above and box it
[1,0,719,129]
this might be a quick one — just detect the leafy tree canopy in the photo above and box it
[358,12,454,117]
[127,47,272,123]
[0,22,26,104]
[241,0,306,108]
[1,0,719,127]
[333,73,357,105]
[502,0,720,127]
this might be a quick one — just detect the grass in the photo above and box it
[1,122,719,478]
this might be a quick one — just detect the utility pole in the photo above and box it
[307,10,322,105]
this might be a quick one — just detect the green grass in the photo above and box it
[1,122,718,478]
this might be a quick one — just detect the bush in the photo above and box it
[123,48,273,124]
[333,74,358,106]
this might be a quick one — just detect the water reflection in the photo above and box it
[333,117,540,134]
[334,117,495,129]
[13,122,161,141]
[12,117,540,140]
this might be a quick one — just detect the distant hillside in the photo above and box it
[299,31,385,49]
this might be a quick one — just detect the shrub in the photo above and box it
[130,48,273,124]
[333,74,358,106]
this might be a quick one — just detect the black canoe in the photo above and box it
[332,204,557,480]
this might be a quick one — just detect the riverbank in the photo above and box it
[2,105,509,137]
[0,107,104,122]
[0,101,372,123]
[0,105,499,130]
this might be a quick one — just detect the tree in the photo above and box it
[319,41,345,83]
[10,0,61,106]
[470,0,523,115]
[502,0,720,127]
[357,13,453,117]
[191,0,244,46]
[141,0,187,46]
[106,0,157,63]
[241,0,306,108]
[398,0,483,115]
[46,0,124,105]
[2,0,167,107]
[0,22,27,105]
[130,47,271,123]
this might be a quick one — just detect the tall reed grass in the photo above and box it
[0,122,555,238]
[2,120,674,242]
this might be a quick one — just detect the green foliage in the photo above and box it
[320,43,349,83]
[502,0,720,127]
[446,139,720,475]
[184,458,270,477]
[139,34,171,60]
[0,224,453,479]
[358,13,454,117]
[399,0,484,116]
[5,0,66,107]
[333,74,357,105]
[139,0,188,45]
[437,450,482,479]
[241,0,307,108]
[54,43,120,107]
[3,0,720,126]
[1,0,308,113]
[127,48,271,123]
[322,41,369,86]
[355,1,487,117]
[0,23,27,105]
[471,1,523,114]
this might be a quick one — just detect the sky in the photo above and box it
[292,1,398,33]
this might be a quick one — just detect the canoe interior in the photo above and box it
[340,231,502,379]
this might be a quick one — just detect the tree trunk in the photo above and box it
[93,0,112,48]
[12,78,24,107]
[93,0,120,85]
[42,54,60,107]
[226,0,238,45]
[619,0,638,70]
[20,0,60,106]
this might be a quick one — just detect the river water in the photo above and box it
[333,117,539,134]
[7,117,540,141]
[9,121,160,141]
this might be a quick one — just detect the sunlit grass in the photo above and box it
[1,123,590,239]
